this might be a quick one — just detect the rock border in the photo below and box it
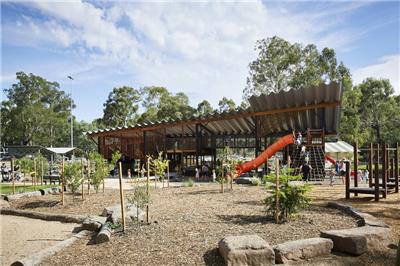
[218,202,391,265]
[3,186,60,201]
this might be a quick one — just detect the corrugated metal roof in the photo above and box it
[87,82,342,137]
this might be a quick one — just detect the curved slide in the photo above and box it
[325,154,336,164]
[236,133,294,176]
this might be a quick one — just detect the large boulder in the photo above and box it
[320,226,390,255]
[101,203,144,224]
[218,235,275,266]
[274,237,333,263]
[0,199,10,208]
[82,216,107,231]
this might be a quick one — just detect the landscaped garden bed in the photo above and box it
[6,184,358,265]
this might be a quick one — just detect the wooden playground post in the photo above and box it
[395,143,399,193]
[374,144,380,201]
[118,162,126,232]
[33,158,37,190]
[221,160,224,193]
[345,161,350,199]
[87,159,91,195]
[369,143,373,188]
[382,143,387,198]
[353,142,358,196]
[61,155,65,206]
[167,161,170,188]
[11,158,15,195]
[41,160,44,186]
[81,158,84,200]
[146,157,150,223]
[275,158,280,223]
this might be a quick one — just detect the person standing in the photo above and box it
[300,162,312,182]
[195,167,200,180]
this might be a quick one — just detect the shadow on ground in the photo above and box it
[203,248,224,266]
[18,200,60,209]
[217,214,273,225]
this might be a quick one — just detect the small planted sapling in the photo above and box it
[64,161,83,199]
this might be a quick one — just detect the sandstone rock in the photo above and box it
[82,216,107,231]
[4,191,42,201]
[218,235,275,266]
[321,226,390,255]
[274,237,333,263]
[0,199,10,208]
[102,203,144,224]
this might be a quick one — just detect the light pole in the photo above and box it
[67,76,74,148]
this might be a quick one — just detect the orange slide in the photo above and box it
[236,133,294,176]
[325,154,336,164]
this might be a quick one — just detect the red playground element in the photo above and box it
[236,133,294,176]
[325,154,336,164]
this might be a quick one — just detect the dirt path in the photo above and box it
[0,215,78,266]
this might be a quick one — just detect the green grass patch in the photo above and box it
[0,184,55,195]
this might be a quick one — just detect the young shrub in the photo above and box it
[64,162,83,198]
[264,169,312,222]
[16,156,34,183]
[251,177,261,186]
[127,185,149,223]
[35,153,49,183]
[183,178,194,187]
[149,152,168,186]
[88,152,109,193]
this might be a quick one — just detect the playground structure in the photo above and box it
[87,83,342,180]
[345,142,399,201]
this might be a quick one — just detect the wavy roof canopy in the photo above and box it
[87,82,342,138]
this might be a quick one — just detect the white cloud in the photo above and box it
[353,55,400,95]
[2,1,378,119]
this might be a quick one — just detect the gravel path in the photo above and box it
[0,215,78,266]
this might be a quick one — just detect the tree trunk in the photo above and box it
[96,222,112,243]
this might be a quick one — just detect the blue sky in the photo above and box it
[1,1,399,122]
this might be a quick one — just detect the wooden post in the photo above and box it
[382,143,387,198]
[275,158,280,223]
[395,143,399,193]
[374,144,380,201]
[118,162,126,232]
[103,178,105,193]
[11,159,15,195]
[41,160,44,186]
[369,143,373,188]
[34,158,37,190]
[61,155,65,206]
[221,161,224,193]
[87,159,91,195]
[81,159,84,200]
[354,142,358,196]
[146,157,150,223]
[345,161,350,199]
[167,162,170,188]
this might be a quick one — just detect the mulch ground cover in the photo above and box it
[9,183,399,265]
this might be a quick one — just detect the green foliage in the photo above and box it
[34,153,49,178]
[340,78,400,145]
[64,162,83,195]
[243,36,349,99]
[138,86,195,122]
[127,185,149,222]
[148,152,168,182]
[251,177,261,186]
[111,150,122,167]
[196,100,213,117]
[264,169,312,222]
[88,152,109,193]
[183,178,194,187]
[16,156,34,178]
[218,97,236,113]
[102,86,141,127]
[1,72,72,146]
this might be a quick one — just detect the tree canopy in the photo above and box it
[218,97,236,113]
[1,72,72,146]
[243,36,349,100]
[101,86,140,127]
